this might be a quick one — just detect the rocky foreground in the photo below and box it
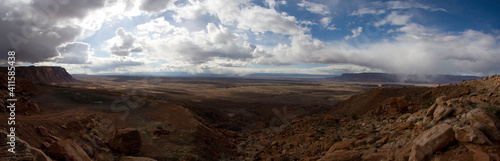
[239,75,500,160]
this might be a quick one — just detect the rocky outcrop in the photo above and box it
[466,108,500,141]
[241,75,500,161]
[408,123,456,161]
[46,139,92,161]
[110,128,142,154]
[454,126,492,145]
[388,97,409,113]
[432,104,453,121]
[330,87,430,116]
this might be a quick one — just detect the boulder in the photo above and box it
[397,113,411,123]
[375,136,389,145]
[433,105,453,121]
[466,108,500,141]
[473,151,492,161]
[408,123,455,161]
[435,96,446,105]
[326,139,356,153]
[318,150,362,161]
[454,126,492,145]
[465,144,494,161]
[354,140,366,147]
[407,116,417,123]
[426,96,446,116]
[426,103,438,117]
[398,121,414,130]
[445,98,465,109]
[110,128,142,154]
[46,139,92,161]
[36,126,49,137]
[409,145,432,161]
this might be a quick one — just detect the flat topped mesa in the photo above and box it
[1,66,76,85]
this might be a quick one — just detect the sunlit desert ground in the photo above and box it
[62,75,376,130]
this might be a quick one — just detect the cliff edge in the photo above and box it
[1,66,76,85]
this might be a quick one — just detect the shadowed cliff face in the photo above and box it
[1,66,76,85]
[0,66,75,114]
[0,73,41,114]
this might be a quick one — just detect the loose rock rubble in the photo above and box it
[238,75,500,161]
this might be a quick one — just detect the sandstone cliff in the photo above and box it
[1,66,76,85]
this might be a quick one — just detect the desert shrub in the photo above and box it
[279,156,291,161]
[495,109,500,120]
[423,98,435,108]
[483,106,500,120]
[332,118,340,124]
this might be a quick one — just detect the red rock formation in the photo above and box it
[110,128,142,154]
[1,66,76,85]
[46,139,92,161]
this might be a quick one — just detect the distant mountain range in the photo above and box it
[4,66,485,85]
[328,73,483,84]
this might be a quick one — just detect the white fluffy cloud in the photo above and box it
[386,1,446,12]
[320,17,331,28]
[375,11,411,26]
[350,8,386,16]
[263,22,500,75]
[350,1,445,16]
[2,0,499,76]
[344,27,363,40]
[319,17,336,30]
[172,0,304,35]
[135,17,261,65]
[298,0,330,15]
[107,28,143,56]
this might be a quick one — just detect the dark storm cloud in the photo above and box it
[31,0,105,19]
[140,0,172,13]
[172,40,257,64]
[56,42,91,64]
[84,59,145,72]
[0,0,104,63]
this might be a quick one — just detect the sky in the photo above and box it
[1,0,500,76]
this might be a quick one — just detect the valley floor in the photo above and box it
[2,75,500,161]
